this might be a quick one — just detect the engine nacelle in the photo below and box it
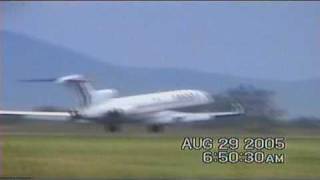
[91,89,119,104]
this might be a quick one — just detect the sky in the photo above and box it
[1,2,320,81]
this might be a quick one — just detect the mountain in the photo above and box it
[2,31,320,118]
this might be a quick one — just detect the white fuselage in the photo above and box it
[80,89,213,120]
[0,74,244,132]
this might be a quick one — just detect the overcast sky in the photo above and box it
[1,2,320,81]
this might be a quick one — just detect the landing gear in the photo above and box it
[104,123,121,133]
[148,124,164,133]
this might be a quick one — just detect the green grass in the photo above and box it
[3,135,320,178]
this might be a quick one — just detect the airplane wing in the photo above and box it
[0,110,72,121]
[148,103,245,124]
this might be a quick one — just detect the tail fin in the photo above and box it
[21,74,117,107]
[56,74,94,107]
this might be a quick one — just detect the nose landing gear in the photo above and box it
[148,124,164,133]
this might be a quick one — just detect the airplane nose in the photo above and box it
[200,91,213,102]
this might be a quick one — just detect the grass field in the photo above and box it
[2,134,320,179]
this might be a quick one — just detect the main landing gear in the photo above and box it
[147,124,164,133]
[102,123,165,133]
[103,123,121,133]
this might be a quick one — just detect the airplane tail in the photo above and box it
[56,74,94,107]
[21,74,118,107]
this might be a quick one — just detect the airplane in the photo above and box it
[0,74,245,132]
